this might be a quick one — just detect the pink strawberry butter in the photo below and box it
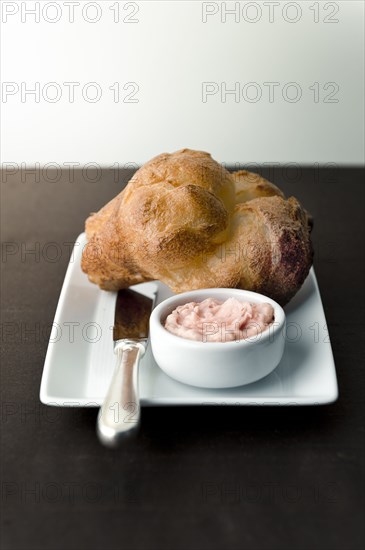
[164,297,274,343]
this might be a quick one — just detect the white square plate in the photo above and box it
[40,233,338,406]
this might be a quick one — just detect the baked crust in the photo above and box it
[81,149,313,305]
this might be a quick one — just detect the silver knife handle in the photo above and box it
[97,342,145,447]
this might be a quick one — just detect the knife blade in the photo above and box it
[97,285,158,447]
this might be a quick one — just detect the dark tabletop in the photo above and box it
[1,166,364,550]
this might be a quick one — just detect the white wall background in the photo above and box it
[1,0,364,166]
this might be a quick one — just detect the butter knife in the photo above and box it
[97,285,157,447]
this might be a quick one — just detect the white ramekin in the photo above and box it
[149,288,286,388]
